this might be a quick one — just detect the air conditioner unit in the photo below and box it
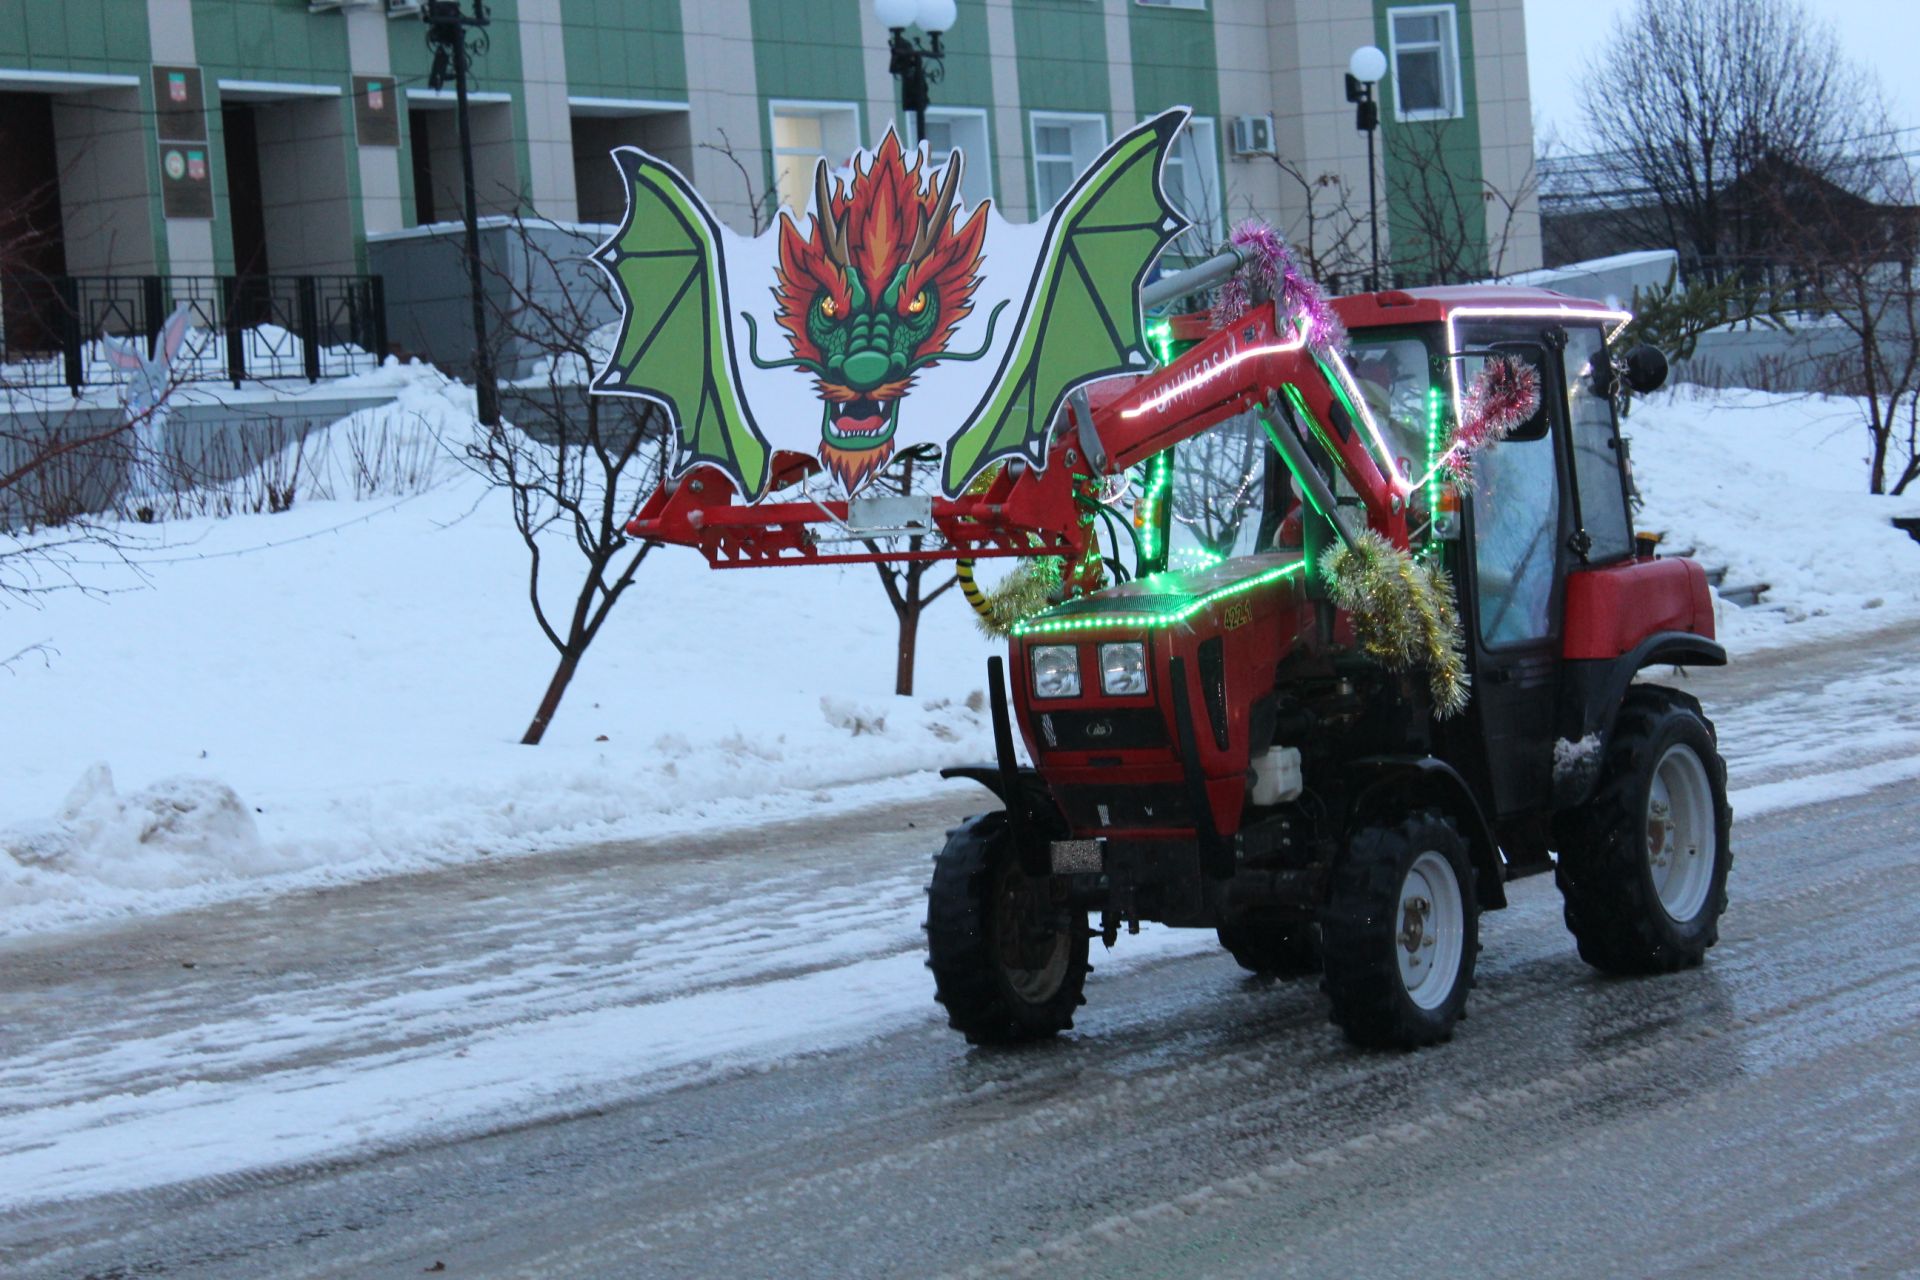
[1230,114,1276,157]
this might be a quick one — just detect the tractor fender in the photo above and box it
[1558,630,1728,806]
[1345,755,1507,911]
[938,766,1065,834]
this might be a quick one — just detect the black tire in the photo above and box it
[1320,809,1478,1049]
[1554,685,1732,975]
[925,812,1090,1045]
[1216,917,1321,978]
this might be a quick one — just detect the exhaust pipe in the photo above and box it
[1139,246,1248,312]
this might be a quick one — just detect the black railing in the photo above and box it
[0,273,387,395]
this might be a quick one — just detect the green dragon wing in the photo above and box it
[591,147,771,499]
[941,109,1190,495]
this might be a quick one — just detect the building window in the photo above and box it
[1161,116,1221,258]
[1030,112,1107,214]
[769,101,861,215]
[1388,5,1464,121]
[1134,0,1205,8]
[922,107,994,210]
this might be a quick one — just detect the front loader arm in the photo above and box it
[1075,301,1412,548]
[627,296,1410,567]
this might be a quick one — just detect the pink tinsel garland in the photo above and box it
[1440,355,1541,486]
[1210,219,1346,355]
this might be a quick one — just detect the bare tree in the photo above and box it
[1379,121,1540,286]
[1766,145,1920,495]
[857,448,958,697]
[1248,155,1371,290]
[1577,0,1870,270]
[463,215,667,744]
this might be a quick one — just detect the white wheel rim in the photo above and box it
[1648,743,1715,922]
[1396,850,1465,1011]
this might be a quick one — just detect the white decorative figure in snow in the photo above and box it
[100,304,195,504]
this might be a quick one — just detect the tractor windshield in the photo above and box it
[1164,409,1285,567]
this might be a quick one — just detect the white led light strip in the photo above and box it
[1441,304,1634,426]
[1119,331,1309,419]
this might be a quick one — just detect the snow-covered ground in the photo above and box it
[1629,384,1920,649]
[2,382,1917,937]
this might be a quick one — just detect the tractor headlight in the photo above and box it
[1030,645,1081,698]
[1099,642,1148,696]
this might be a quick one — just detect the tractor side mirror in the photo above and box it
[1623,344,1669,394]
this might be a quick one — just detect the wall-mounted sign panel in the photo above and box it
[152,65,207,143]
[354,75,399,147]
[160,144,214,218]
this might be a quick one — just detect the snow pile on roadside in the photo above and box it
[4,382,1915,935]
[1,465,998,935]
[1626,385,1920,650]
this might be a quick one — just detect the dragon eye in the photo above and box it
[820,296,838,318]
[907,291,928,315]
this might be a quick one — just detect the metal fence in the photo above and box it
[0,273,387,394]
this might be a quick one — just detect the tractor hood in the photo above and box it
[1012,553,1309,637]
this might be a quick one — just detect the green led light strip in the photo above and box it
[1011,559,1307,637]
[1425,384,1444,546]
[1135,450,1173,567]
[1146,318,1175,367]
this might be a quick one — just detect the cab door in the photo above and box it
[1455,324,1571,825]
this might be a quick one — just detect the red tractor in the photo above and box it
[631,278,1733,1050]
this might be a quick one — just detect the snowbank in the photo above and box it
[1627,385,1920,651]
[2,447,998,935]
[3,383,1915,936]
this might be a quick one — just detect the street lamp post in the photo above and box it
[423,0,499,427]
[874,0,957,145]
[1346,44,1388,292]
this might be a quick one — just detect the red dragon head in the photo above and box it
[751,134,999,493]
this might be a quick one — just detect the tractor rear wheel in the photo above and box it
[926,812,1089,1045]
[1554,685,1732,974]
[1320,809,1478,1049]
[1216,917,1321,978]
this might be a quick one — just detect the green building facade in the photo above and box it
[0,0,1538,295]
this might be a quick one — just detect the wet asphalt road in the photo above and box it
[3,632,1919,1278]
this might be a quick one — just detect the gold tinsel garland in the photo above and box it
[1322,531,1471,717]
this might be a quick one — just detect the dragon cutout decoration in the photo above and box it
[589,109,1192,500]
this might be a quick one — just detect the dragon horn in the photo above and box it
[907,150,963,269]
[812,161,850,271]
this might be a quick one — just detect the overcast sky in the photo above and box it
[1523,0,1920,153]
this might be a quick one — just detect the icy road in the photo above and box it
[3,624,1919,1278]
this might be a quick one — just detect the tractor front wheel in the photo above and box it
[1554,685,1732,974]
[1320,809,1478,1049]
[926,812,1089,1045]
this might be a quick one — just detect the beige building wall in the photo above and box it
[149,0,214,275]
[252,96,356,276]
[679,0,765,232]
[52,83,160,276]
[344,8,404,237]
[1470,0,1541,275]
[518,0,580,223]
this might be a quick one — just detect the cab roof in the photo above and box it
[1330,285,1626,330]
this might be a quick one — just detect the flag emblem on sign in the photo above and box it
[187,151,206,181]
[368,81,384,110]
[169,72,187,103]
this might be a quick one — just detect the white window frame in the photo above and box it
[1029,110,1108,216]
[1161,115,1222,258]
[921,106,995,210]
[1134,0,1206,9]
[767,98,864,217]
[1386,4,1465,123]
